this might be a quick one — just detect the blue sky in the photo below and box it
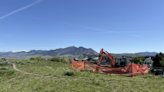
[0,0,164,53]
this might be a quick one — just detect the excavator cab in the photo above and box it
[98,48,129,68]
[98,56,111,67]
[114,57,127,67]
[99,57,128,67]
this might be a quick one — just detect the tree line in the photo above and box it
[131,52,164,67]
[30,55,67,63]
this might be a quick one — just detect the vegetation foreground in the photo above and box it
[0,60,164,92]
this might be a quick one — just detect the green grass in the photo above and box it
[0,59,164,92]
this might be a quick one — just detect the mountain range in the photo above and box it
[121,52,158,56]
[0,46,98,58]
[0,46,160,58]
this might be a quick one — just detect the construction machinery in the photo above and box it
[97,48,115,67]
[97,48,129,68]
[71,48,148,76]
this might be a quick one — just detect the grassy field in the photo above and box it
[0,59,164,92]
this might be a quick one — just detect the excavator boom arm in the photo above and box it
[97,49,103,65]
[97,48,115,67]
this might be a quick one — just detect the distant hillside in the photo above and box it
[0,46,98,58]
[0,52,5,54]
[121,52,158,56]
[0,46,160,58]
[135,52,158,56]
[0,51,13,55]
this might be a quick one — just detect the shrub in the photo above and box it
[0,71,15,76]
[30,57,45,61]
[0,61,11,66]
[92,81,100,86]
[27,61,36,63]
[19,62,25,65]
[64,71,74,76]
[30,57,36,60]
[36,57,45,61]
[0,67,8,70]
[13,61,25,65]
[51,58,61,62]
[51,56,61,62]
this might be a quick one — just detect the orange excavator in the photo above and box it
[97,48,115,67]
[71,48,149,76]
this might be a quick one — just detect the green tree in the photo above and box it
[159,58,164,67]
[61,56,66,63]
[149,61,153,65]
[153,52,164,67]
[132,56,145,65]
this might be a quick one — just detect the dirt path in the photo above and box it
[12,64,59,78]
[11,64,96,81]
[12,64,92,80]
[13,64,38,75]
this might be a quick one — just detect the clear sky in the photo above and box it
[0,0,164,53]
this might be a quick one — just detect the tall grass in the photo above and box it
[0,59,164,92]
